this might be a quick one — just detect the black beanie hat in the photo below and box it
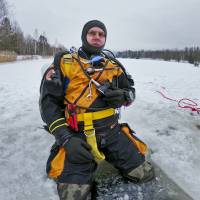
[81,20,107,55]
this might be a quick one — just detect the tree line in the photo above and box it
[1,0,200,64]
[0,0,65,55]
[116,47,200,66]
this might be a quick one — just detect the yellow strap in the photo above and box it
[83,112,94,131]
[78,109,113,161]
[82,112,106,161]
[77,108,115,123]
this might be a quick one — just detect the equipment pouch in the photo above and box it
[120,123,147,155]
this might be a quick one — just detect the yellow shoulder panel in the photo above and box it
[63,54,73,63]
[60,54,72,77]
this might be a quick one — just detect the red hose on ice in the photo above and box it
[156,90,200,114]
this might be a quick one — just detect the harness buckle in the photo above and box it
[83,129,96,137]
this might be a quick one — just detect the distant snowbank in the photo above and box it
[0,54,51,63]
[0,51,17,62]
[119,57,200,67]
[17,55,42,60]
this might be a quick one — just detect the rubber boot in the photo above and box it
[124,161,155,183]
[57,183,91,200]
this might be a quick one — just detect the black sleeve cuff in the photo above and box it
[53,126,73,146]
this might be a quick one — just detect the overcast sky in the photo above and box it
[8,0,200,51]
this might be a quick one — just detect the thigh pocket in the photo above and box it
[46,143,66,179]
[120,123,147,155]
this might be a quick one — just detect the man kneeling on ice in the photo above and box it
[39,20,154,200]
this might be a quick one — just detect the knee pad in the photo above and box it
[57,183,91,200]
[124,161,155,183]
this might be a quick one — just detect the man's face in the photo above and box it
[86,27,106,48]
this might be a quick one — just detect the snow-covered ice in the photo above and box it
[121,58,200,200]
[0,58,199,200]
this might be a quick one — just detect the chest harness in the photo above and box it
[60,51,122,160]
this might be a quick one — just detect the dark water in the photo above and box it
[94,161,193,200]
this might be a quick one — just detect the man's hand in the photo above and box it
[63,137,94,164]
[103,87,135,108]
[52,126,94,164]
[103,88,127,108]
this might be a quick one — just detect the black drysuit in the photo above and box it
[39,51,145,184]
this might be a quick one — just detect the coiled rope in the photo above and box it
[156,90,200,114]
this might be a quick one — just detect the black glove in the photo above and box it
[64,137,94,164]
[103,88,127,108]
[53,126,73,145]
[53,126,94,164]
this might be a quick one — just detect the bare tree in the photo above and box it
[0,0,8,21]
[33,28,38,55]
